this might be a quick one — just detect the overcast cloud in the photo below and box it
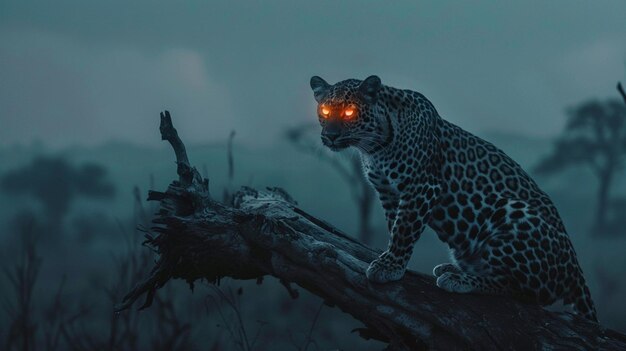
[1,0,625,148]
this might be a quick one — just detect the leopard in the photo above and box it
[309,75,598,321]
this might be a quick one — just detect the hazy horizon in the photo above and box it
[2,1,625,149]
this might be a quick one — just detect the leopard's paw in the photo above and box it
[432,263,461,277]
[436,272,474,293]
[366,252,406,283]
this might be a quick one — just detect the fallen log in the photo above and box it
[115,111,626,350]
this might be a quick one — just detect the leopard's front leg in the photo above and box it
[366,191,431,283]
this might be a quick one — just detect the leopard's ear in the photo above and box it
[359,75,382,103]
[310,76,330,103]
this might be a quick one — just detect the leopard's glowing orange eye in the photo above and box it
[344,108,355,117]
[321,107,330,117]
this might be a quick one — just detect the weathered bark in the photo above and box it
[116,111,626,350]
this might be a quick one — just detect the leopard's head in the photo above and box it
[310,75,392,153]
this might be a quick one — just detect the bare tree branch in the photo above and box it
[618,82,626,105]
[116,112,626,350]
[285,124,376,243]
[227,130,236,183]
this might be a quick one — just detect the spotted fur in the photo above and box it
[310,75,598,321]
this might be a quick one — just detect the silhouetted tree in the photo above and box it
[0,156,115,237]
[3,221,41,351]
[285,124,376,245]
[535,85,626,235]
[223,130,237,204]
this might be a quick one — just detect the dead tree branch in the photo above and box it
[285,124,376,244]
[116,112,626,350]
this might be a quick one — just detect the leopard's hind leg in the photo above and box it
[446,206,598,321]
[562,268,598,322]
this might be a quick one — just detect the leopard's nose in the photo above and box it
[322,129,341,142]
[322,124,342,142]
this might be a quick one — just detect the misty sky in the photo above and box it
[1,1,625,149]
